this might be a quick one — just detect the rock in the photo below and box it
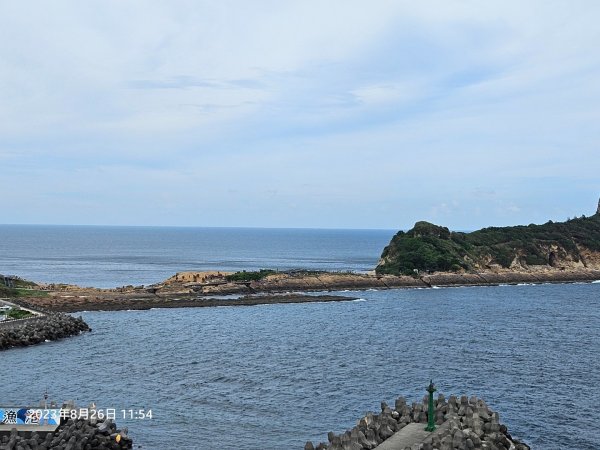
[435,410,445,425]
[395,396,407,411]
[97,421,111,434]
[378,424,394,440]
[448,395,458,409]
[381,401,392,414]
[452,429,466,449]
[355,430,373,449]
[441,435,453,450]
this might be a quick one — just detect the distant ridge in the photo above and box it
[376,198,600,275]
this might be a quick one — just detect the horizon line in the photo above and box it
[0,222,398,232]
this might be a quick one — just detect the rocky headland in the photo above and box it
[377,201,600,276]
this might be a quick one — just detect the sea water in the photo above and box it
[0,226,599,449]
[0,225,394,288]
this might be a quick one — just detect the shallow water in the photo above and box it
[1,283,599,449]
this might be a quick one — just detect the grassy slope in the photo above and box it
[0,277,48,298]
[376,214,600,275]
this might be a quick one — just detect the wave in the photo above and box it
[351,298,367,302]
[204,294,243,300]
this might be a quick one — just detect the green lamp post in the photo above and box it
[425,380,436,432]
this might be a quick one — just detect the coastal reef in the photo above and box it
[0,312,90,351]
[0,417,132,450]
[12,265,600,313]
[306,393,529,450]
[377,202,600,275]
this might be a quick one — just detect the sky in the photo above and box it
[1,1,599,230]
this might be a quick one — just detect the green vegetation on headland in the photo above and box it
[224,269,325,282]
[376,208,600,276]
[1,275,43,297]
[225,269,277,282]
[0,285,48,298]
[1,275,48,298]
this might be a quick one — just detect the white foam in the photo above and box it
[352,298,367,302]
[206,294,243,300]
[592,280,600,284]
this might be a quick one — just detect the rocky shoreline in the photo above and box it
[18,293,359,313]
[0,312,91,351]
[13,268,600,313]
[418,268,600,287]
[307,392,530,450]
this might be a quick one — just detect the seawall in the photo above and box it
[0,417,132,450]
[0,312,91,351]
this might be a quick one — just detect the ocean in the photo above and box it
[1,226,599,449]
[0,225,395,288]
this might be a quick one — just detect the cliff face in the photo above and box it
[377,208,600,275]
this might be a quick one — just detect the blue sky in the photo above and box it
[1,1,599,229]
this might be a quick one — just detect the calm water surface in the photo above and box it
[1,283,599,450]
[0,225,394,288]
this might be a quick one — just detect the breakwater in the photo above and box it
[0,313,90,351]
[307,393,530,450]
[0,417,132,450]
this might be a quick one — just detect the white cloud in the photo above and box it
[351,82,426,106]
[0,1,599,227]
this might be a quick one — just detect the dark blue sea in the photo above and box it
[1,226,599,449]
